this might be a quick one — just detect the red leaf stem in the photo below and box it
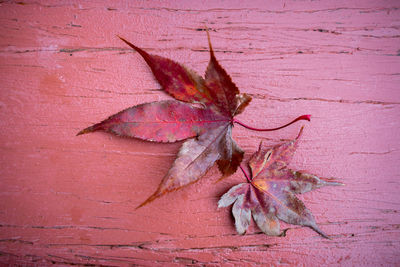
[239,165,252,183]
[233,114,311,132]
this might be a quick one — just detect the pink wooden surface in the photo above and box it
[1,0,399,266]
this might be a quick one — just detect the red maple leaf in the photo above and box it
[218,127,342,238]
[78,31,310,208]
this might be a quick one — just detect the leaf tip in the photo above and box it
[205,26,215,57]
[118,35,141,52]
[136,191,161,210]
[217,200,225,209]
[135,202,146,210]
[76,126,95,136]
[295,125,305,140]
[117,35,127,43]
[310,223,330,239]
[320,232,331,239]
[330,181,345,187]
[76,122,104,136]
[322,177,345,187]
[135,199,151,210]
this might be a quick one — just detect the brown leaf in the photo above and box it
[219,127,343,238]
[216,126,244,178]
[138,125,229,208]
[234,93,252,115]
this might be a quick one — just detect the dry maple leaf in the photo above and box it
[218,127,343,238]
[78,32,251,208]
[78,31,310,208]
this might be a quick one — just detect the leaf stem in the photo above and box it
[233,114,311,132]
[240,165,252,183]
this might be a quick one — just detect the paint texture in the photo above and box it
[0,0,399,266]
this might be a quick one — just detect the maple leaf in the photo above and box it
[78,31,252,208]
[218,127,342,238]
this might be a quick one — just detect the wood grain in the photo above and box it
[0,0,399,266]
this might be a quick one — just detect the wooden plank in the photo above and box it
[0,0,399,265]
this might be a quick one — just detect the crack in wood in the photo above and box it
[349,150,397,155]
[0,223,136,232]
[253,95,400,106]
[0,239,33,245]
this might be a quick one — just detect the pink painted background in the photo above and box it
[0,0,399,266]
